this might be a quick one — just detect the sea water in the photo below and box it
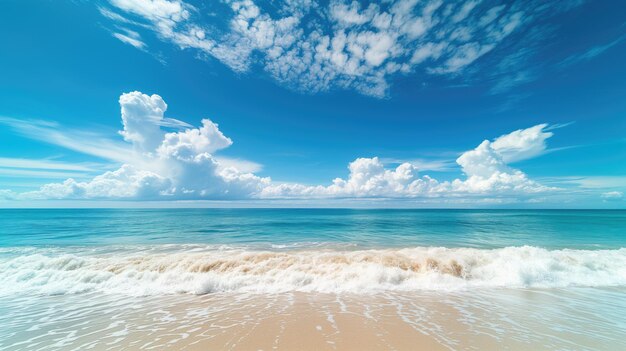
[1,209,625,349]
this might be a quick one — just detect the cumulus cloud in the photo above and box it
[27,166,171,200]
[119,92,192,153]
[158,119,232,157]
[261,125,552,199]
[4,92,557,202]
[99,0,582,97]
[11,92,268,200]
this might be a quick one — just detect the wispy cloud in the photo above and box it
[559,34,626,68]
[0,116,135,164]
[96,0,584,97]
[0,168,91,179]
[0,157,104,183]
[214,157,263,174]
[553,176,626,189]
[482,24,556,95]
[112,31,146,49]
[544,122,576,131]
[0,157,97,172]
[378,157,456,172]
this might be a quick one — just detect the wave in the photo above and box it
[1,246,625,295]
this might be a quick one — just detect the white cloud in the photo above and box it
[214,157,262,174]
[30,91,269,200]
[110,0,190,24]
[452,139,548,194]
[545,176,626,189]
[0,168,91,179]
[119,91,170,153]
[559,34,626,68]
[457,140,511,179]
[112,32,146,49]
[490,123,553,163]
[23,165,171,200]
[0,116,136,164]
[452,0,481,23]
[431,43,495,74]
[158,119,232,158]
[99,0,581,97]
[602,191,623,199]
[378,157,455,172]
[260,125,552,199]
[0,157,96,172]
[2,92,562,202]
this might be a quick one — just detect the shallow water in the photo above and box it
[2,289,625,350]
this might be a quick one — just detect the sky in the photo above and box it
[0,0,625,208]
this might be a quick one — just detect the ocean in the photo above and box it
[1,209,625,350]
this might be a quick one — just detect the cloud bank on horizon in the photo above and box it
[1,91,561,202]
[99,0,582,97]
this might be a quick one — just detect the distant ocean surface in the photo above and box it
[3,209,626,248]
[1,209,626,349]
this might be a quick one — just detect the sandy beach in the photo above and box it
[3,287,625,350]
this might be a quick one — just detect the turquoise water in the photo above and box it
[1,209,625,249]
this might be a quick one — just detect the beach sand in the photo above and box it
[3,288,625,350]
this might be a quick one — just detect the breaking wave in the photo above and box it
[1,246,625,295]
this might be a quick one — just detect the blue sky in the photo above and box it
[0,0,625,207]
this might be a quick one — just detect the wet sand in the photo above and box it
[2,288,625,350]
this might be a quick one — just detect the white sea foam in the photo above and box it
[1,246,625,296]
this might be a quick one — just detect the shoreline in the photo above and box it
[2,288,625,350]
